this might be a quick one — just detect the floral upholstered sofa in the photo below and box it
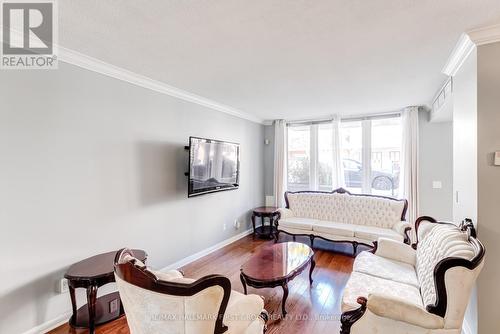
[275,188,410,255]
[340,217,485,334]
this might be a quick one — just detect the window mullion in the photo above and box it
[362,120,372,193]
[310,124,318,191]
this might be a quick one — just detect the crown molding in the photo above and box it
[442,23,500,76]
[57,47,264,124]
[468,23,500,46]
[0,27,264,123]
[442,33,475,76]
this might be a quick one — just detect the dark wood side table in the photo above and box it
[252,206,280,239]
[240,242,315,317]
[64,249,147,334]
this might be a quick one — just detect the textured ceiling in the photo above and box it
[59,1,500,121]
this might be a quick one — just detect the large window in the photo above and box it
[287,116,402,197]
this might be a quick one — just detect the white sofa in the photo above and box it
[114,249,268,334]
[340,217,485,334]
[276,188,410,255]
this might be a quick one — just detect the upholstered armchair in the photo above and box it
[340,217,485,334]
[114,249,268,334]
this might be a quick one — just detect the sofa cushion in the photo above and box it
[353,251,419,288]
[278,217,315,231]
[342,271,423,313]
[225,290,264,334]
[312,221,355,237]
[416,223,476,307]
[354,225,403,242]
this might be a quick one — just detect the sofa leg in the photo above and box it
[274,230,280,243]
[292,235,296,242]
[309,235,315,248]
[352,242,358,257]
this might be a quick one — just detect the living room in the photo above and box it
[1,1,499,334]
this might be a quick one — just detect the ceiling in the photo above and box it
[59,1,500,122]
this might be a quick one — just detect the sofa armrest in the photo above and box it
[392,221,412,244]
[367,293,444,329]
[277,208,294,220]
[375,238,416,266]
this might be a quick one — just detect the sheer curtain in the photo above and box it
[331,115,345,189]
[273,120,287,207]
[401,106,419,227]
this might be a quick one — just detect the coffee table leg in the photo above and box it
[281,283,289,317]
[240,273,248,295]
[309,257,316,285]
[86,285,98,334]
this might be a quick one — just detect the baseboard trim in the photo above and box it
[24,229,252,334]
[160,229,253,271]
[22,311,72,334]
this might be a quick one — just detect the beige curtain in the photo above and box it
[273,120,287,207]
[401,106,419,232]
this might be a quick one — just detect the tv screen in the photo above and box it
[188,137,240,197]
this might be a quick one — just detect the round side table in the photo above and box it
[64,249,147,334]
[252,206,279,239]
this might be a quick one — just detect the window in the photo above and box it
[287,116,402,197]
[287,125,310,191]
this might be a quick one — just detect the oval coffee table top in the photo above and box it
[241,242,314,282]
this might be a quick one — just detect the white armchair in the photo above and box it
[114,249,268,334]
[340,217,485,334]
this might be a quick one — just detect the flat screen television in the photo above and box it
[188,136,240,197]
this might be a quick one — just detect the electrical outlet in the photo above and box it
[234,219,241,229]
[223,223,227,231]
[432,181,442,189]
[58,278,69,294]
[109,298,119,313]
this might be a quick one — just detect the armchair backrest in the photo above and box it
[284,188,407,228]
[414,218,485,328]
[114,248,231,334]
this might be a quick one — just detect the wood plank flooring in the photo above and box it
[49,234,361,334]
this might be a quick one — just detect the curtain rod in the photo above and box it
[286,112,401,126]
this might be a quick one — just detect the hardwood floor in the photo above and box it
[49,234,362,334]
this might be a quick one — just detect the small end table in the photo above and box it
[64,249,147,334]
[252,206,279,239]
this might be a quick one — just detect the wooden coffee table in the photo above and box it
[240,242,315,317]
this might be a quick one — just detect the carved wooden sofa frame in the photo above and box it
[274,188,411,256]
[114,249,268,334]
[339,217,485,334]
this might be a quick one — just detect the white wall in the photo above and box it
[476,41,500,334]
[452,50,478,225]
[418,110,453,220]
[0,62,265,334]
[451,48,478,334]
[263,125,274,198]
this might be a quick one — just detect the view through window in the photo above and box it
[287,116,402,197]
